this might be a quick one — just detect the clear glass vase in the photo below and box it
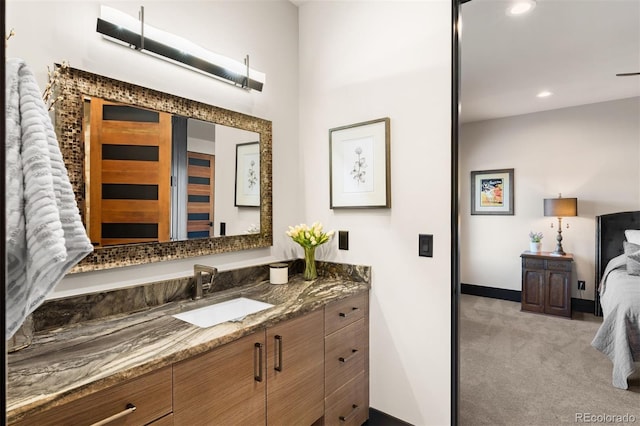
[303,246,317,280]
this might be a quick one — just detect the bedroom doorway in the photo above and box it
[455,0,640,424]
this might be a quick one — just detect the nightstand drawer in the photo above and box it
[547,260,572,271]
[524,258,545,269]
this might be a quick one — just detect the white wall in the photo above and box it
[460,97,640,300]
[6,0,301,297]
[299,2,452,424]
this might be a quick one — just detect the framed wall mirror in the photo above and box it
[56,66,272,273]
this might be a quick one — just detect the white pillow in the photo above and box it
[624,241,640,276]
[625,229,640,245]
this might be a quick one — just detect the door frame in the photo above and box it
[451,0,463,425]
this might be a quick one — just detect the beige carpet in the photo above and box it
[460,294,640,425]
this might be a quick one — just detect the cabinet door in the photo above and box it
[522,269,545,312]
[173,332,266,426]
[545,270,570,317]
[266,309,324,426]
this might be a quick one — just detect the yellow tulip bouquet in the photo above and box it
[286,222,334,280]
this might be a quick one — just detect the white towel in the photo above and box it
[5,58,93,339]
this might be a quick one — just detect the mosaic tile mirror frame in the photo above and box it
[55,65,273,273]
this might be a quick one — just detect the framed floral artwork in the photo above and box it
[235,142,260,207]
[329,117,391,208]
[470,168,514,215]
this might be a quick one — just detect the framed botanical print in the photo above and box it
[329,117,391,208]
[470,168,514,215]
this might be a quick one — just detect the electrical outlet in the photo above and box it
[577,280,586,290]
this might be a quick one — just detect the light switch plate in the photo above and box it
[339,231,349,250]
[419,234,433,257]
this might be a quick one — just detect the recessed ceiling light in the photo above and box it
[537,90,553,98]
[507,0,536,17]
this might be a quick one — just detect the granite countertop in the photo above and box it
[7,274,370,422]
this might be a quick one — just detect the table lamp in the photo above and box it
[543,194,577,256]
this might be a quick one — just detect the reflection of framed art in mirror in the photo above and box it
[235,142,260,207]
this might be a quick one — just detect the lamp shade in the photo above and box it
[544,197,577,217]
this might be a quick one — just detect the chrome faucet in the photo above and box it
[193,264,218,300]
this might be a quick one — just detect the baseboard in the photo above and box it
[367,408,413,426]
[461,283,595,314]
[571,298,595,313]
[460,283,520,302]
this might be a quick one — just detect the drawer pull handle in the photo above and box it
[339,307,359,318]
[89,403,136,426]
[254,342,263,382]
[274,335,283,372]
[339,404,359,422]
[339,349,358,363]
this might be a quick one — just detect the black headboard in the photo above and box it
[595,211,640,315]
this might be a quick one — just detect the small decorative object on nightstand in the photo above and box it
[521,251,573,318]
[528,231,543,252]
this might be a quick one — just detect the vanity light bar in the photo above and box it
[96,5,265,92]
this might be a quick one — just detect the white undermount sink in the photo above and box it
[172,297,274,328]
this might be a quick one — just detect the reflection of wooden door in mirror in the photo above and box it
[187,152,215,239]
[88,98,172,247]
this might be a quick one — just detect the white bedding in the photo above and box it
[591,254,640,389]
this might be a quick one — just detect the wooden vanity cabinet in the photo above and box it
[10,290,369,426]
[173,332,266,426]
[173,309,325,426]
[266,309,325,425]
[323,293,369,426]
[149,413,174,425]
[11,366,172,426]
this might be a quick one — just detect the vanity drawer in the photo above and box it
[325,292,367,335]
[324,372,368,426]
[325,318,366,395]
[12,367,172,426]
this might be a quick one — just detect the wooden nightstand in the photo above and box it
[521,251,573,318]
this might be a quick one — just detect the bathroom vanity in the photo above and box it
[7,269,370,426]
[6,66,371,426]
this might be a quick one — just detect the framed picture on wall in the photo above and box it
[235,142,260,207]
[329,117,391,208]
[470,168,514,215]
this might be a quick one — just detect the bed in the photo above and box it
[591,211,640,389]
